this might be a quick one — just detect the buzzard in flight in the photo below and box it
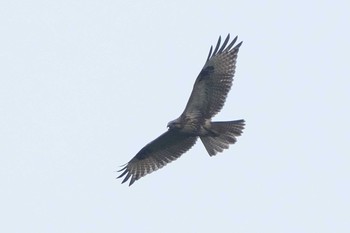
[118,34,245,186]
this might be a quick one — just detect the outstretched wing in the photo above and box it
[118,130,198,186]
[182,34,242,119]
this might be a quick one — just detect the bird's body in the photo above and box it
[118,34,245,186]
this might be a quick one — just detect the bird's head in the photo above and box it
[167,118,182,129]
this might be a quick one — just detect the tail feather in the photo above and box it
[200,120,245,156]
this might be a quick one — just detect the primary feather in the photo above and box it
[118,34,245,186]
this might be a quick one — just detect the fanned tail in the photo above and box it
[200,120,245,156]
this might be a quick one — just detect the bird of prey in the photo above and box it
[118,34,245,186]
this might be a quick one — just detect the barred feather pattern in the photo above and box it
[200,120,245,156]
[118,34,244,186]
[183,34,242,119]
[118,131,197,186]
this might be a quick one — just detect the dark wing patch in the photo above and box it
[198,66,214,81]
[183,34,242,119]
[118,130,198,186]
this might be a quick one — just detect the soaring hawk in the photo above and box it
[118,34,245,186]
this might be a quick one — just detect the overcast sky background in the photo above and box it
[1,1,349,232]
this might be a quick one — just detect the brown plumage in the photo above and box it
[118,34,245,186]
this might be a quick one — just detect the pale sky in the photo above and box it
[1,1,349,232]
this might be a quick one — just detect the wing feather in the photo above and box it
[206,46,213,62]
[183,34,243,119]
[211,36,221,57]
[217,34,230,54]
[118,130,198,186]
